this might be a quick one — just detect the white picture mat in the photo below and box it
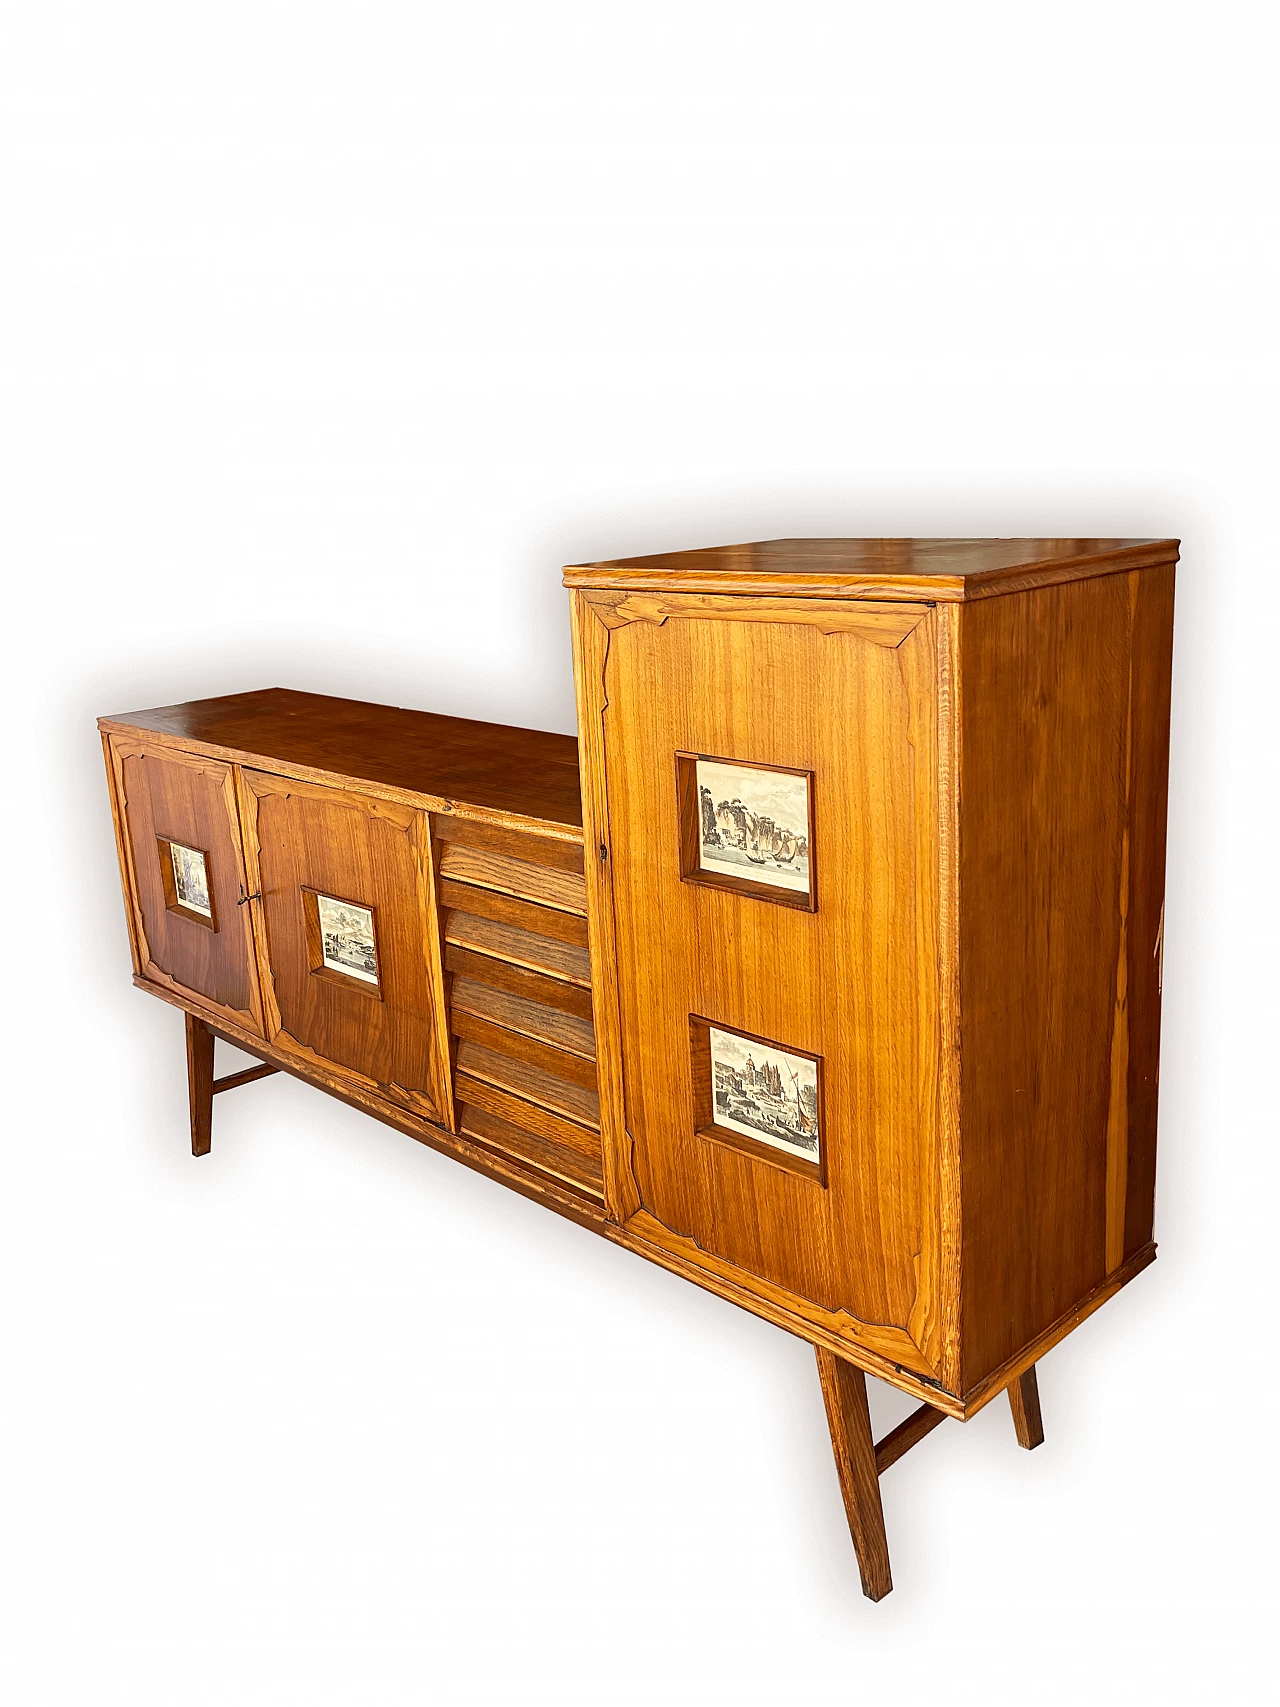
[695,758,810,895]
[708,1024,819,1162]
[169,841,211,915]
[316,893,379,984]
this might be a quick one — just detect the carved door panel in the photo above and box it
[107,738,265,1035]
[578,591,952,1382]
[239,771,453,1130]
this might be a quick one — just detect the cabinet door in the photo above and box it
[107,738,264,1034]
[577,592,950,1382]
[240,771,452,1129]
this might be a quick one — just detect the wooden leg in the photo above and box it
[815,1347,893,1601]
[1007,1364,1045,1450]
[185,1012,214,1157]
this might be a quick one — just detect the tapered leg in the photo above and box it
[185,1012,214,1157]
[1007,1364,1044,1450]
[815,1347,893,1600]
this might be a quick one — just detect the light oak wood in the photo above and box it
[101,732,143,976]
[444,910,592,988]
[449,977,596,1061]
[583,589,929,643]
[451,1007,598,1091]
[564,537,1177,602]
[815,1348,893,1600]
[568,543,1175,1410]
[458,1102,603,1198]
[1008,1364,1045,1450]
[438,842,587,913]
[444,943,595,1021]
[438,878,590,948]
[106,737,265,1036]
[573,588,951,1376]
[100,687,585,836]
[956,567,1174,1389]
[454,1070,603,1162]
[433,811,585,873]
[239,769,454,1130]
[569,585,639,1225]
[453,1039,600,1131]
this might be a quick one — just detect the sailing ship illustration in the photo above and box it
[788,1067,816,1136]
[704,789,807,868]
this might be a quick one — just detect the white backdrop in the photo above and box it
[3,5,1277,1703]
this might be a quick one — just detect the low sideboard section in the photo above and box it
[100,689,603,1219]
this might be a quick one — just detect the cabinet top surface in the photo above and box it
[564,537,1179,600]
[99,688,584,832]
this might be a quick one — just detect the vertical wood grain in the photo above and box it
[815,1347,893,1601]
[1007,1364,1045,1450]
[186,1012,214,1156]
[1105,573,1140,1273]
[587,596,943,1361]
[101,732,143,976]
[109,739,264,1036]
[957,563,1176,1393]
[569,590,639,1222]
[1121,565,1175,1260]
[934,600,965,1398]
[239,771,451,1125]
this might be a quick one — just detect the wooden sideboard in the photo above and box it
[101,537,1178,1599]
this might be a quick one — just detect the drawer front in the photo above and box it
[436,816,603,1202]
[108,738,264,1033]
[240,770,452,1129]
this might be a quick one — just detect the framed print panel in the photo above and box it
[690,1014,824,1185]
[301,887,383,998]
[241,771,452,1129]
[109,737,263,1034]
[676,751,816,910]
[156,835,217,929]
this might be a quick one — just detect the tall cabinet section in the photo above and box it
[565,538,1177,1412]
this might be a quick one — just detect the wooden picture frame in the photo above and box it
[156,835,218,931]
[300,887,384,1000]
[675,751,816,912]
[689,1014,825,1185]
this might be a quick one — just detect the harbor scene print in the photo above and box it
[317,894,379,985]
[695,757,811,897]
[709,1024,820,1163]
[169,842,211,916]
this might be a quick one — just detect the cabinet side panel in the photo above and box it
[1122,565,1175,1257]
[102,733,143,975]
[958,567,1174,1390]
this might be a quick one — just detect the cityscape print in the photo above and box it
[695,758,810,896]
[317,894,379,985]
[169,842,211,916]
[709,1024,819,1162]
